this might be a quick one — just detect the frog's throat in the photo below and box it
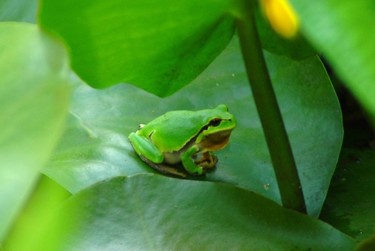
[197,129,232,151]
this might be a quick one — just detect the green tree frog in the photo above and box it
[128,104,236,177]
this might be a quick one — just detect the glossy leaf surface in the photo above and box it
[57,175,355,250]
[38,0,234,96]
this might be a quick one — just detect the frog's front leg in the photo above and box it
[181,145,204,175]
[128,132,164,164]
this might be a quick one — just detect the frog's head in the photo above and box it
[196,104,236,151]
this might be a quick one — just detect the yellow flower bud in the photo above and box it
[260,0,299,38]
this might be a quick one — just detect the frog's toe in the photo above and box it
[191,166,204,176]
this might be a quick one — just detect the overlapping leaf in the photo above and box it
[289,0,375,115]
[38,0,235,96]
[56,175,355,250]
[0,23,70,239]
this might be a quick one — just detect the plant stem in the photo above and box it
[235,0,306,213]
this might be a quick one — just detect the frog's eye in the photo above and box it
[209,118,222,127]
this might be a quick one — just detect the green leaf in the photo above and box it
[0,22,70,240]
[44,37,342,216]
[321,148,375,241]
[4,176,73,251]
[0,0,37,23]
[38,0,235,97]
[289,0,375,115]
[56,175,355,250]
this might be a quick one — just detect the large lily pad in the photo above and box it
[0,23,70,239]
[56,175,355,250]
[44,36,342,216]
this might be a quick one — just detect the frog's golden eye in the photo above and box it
[209,118,222,127]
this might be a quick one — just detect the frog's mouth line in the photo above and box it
[199,129,232,151]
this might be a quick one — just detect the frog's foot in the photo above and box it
[194,152,217,172]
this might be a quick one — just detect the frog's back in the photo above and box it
[141,110,209,152]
